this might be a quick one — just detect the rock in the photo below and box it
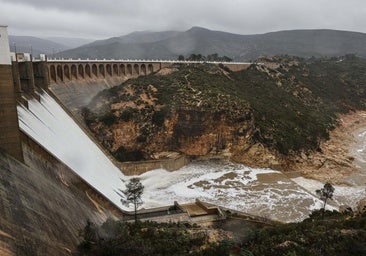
[339,205,353,214]
[357,198,366,214]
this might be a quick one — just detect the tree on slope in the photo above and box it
[118,178,144,223]
[316,182,335,212]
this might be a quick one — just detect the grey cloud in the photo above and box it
[1,0,366,39]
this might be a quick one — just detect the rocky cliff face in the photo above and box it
[83,57,366,170]
[84,65,255,162]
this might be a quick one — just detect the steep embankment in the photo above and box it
[295,110,366,183]
[83,56,366,172]
[0,140,119,256]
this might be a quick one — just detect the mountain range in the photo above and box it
[57,27,366,61]
[9,27,366,60]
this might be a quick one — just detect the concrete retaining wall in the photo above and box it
[223,63,251,72]
[119,155,189,175]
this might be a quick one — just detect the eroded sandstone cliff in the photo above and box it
[84,65,255,163]
[82,56,366,171]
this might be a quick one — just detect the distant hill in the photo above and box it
[45,36,94,49]
[8,35,95,57]
[86,30,180,47]
[57,27,366,60]
[8,35,69,56]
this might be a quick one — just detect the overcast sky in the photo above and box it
[1,0,365,39]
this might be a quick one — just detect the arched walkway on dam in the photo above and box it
[47,62,159,83]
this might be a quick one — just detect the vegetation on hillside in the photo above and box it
[77,220,237,256]
[178,53,233,62]
[77,210,366,256]
[84,55,366,157]
[245,210,366,255]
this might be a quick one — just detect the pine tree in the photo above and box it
[316,182,335,213]
[118,178,144,223]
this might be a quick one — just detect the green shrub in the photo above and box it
[100,112,116,126]
[113,146,145,162]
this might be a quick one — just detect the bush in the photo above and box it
[120,107,136,122]
[151,108,169,127]
[100,112,116,126]
[113,146,145,162]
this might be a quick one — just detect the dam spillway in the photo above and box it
[17,92,127,209]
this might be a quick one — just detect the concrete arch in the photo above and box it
[148,64,153,74]
[113,64,118,76]
[71,65,77,79]
[99,64,105,77]
[64,65,70,80]
[106,64,112,76]
[141,64,146,75]
[127,64,132,76]
[57,65,63,82]
[120,64,125,76]
[78,64,84,78]
[85,64,91,78]
[92,64,98,77]
[133,64,139,75]
[50,65,56,82]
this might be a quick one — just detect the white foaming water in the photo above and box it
[139,161,327,222]
[18,92,364,222]
[18,93,128,209]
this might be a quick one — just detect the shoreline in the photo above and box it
[292,110,366,185]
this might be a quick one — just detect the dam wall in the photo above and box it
[20,132,124,218]
[49,77,128,113]
[0,26,23,161]
[0,134,121,256]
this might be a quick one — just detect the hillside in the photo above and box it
[45,36,94,48]
[86,30,180,47]
[82,55,366,169]
[58,27,366,60]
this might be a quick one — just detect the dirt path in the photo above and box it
[292,111,366,184]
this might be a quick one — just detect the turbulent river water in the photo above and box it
[17,92,366,222]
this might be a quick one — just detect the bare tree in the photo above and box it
[118,178,144,223]
[316,182,335,213]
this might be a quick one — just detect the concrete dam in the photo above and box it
[4,25,357,255]
[0,25,257,255]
